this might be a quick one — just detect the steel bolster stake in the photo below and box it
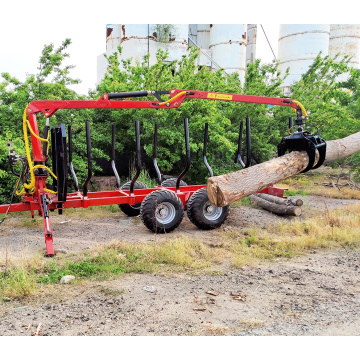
[235,120,246,168]
[130,121,142,194]
[68,125,79,192]
[203,123,213,177]
[235,118,251,169]
[176,118,190,191]
[111,124,121,189]
[245,117,251,168]
[83,121,92,197]
[153,123,162,186]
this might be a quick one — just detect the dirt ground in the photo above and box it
[2,195,358,258]
[0,195,359,336]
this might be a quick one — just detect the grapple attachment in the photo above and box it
[277,131,326,173]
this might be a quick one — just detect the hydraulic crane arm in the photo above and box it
[26,89,307,163]
[28,88,305,117]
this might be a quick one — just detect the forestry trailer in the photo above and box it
[0,89,325,255]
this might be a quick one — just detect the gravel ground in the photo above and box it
[0,249,359,336]
[0,195,359,336]
[1,195,358,259]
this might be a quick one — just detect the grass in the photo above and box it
[278,167,360,200]
[1,202,360,301]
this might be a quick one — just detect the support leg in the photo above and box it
[41,193,56,256]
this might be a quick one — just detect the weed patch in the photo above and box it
[1,200,359,301]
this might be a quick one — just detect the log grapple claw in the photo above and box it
[277,131,326,173]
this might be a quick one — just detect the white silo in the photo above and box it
[117,24,152,64]
[197,24,211,49]
[160,24,189,62]
[106,24,123,54]
[277,24,330,92]
[209,24,247,82]
[246,24,257,65]
[97,24,124,83]
[329,24,360,81]
[189,24,198,45]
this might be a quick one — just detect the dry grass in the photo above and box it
[1,167,359,303]
[278,167,360,200]
[1,201,359,302]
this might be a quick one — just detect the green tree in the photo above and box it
[0,39,106,203]
[95,47,296,184]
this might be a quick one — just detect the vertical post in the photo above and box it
[235,120,246,168]
[83,121,92,197]
[51,128,57,192]
[111,124,121,189]
[245,117,251,168]
[130,121,142,194]
[203,123,213,177]
[176,118,190,190]
[68,125,79,192]
[153,123,162,185]
[41,192,55,256]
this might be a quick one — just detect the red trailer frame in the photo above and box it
[1,89,302,256]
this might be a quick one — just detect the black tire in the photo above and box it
[187,188,230,230]
[119,181,148,217]
[140,190,184,233]
[161,178,188,187]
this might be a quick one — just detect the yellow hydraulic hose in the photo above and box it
[158,91,187,106]
[16,105,57,195]
[292,100,308,117]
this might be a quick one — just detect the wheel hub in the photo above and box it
[155,202,176,224]
[203,201,222,221]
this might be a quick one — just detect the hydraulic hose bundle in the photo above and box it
[15,105,57,195]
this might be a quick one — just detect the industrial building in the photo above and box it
[97,24,360,93]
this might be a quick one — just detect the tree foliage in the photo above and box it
[1,40,359,204]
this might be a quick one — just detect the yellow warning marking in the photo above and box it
[207,93,233,101]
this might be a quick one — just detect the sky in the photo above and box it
[0,1,355,96]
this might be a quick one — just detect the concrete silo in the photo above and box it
[209,24,247,82]
[329,24,360,81]
[197,24,211,49]
[277,24,330,92]
[97,24,189,82]
[246,24,257,65]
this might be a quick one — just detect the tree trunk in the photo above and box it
[256,192,303,207]
[248,194,302,216]
[207,131,360,207]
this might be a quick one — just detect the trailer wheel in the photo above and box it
[119,181,148,217]
[140,190,184,233]
[187,188,230,230]
[161,178,188,187]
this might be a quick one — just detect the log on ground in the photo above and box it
[256,192,303,207]
[248,194,302,216]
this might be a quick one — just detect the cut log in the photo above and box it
[248,194,302,216]
[256,193,303,207]
[207,131,360,207]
